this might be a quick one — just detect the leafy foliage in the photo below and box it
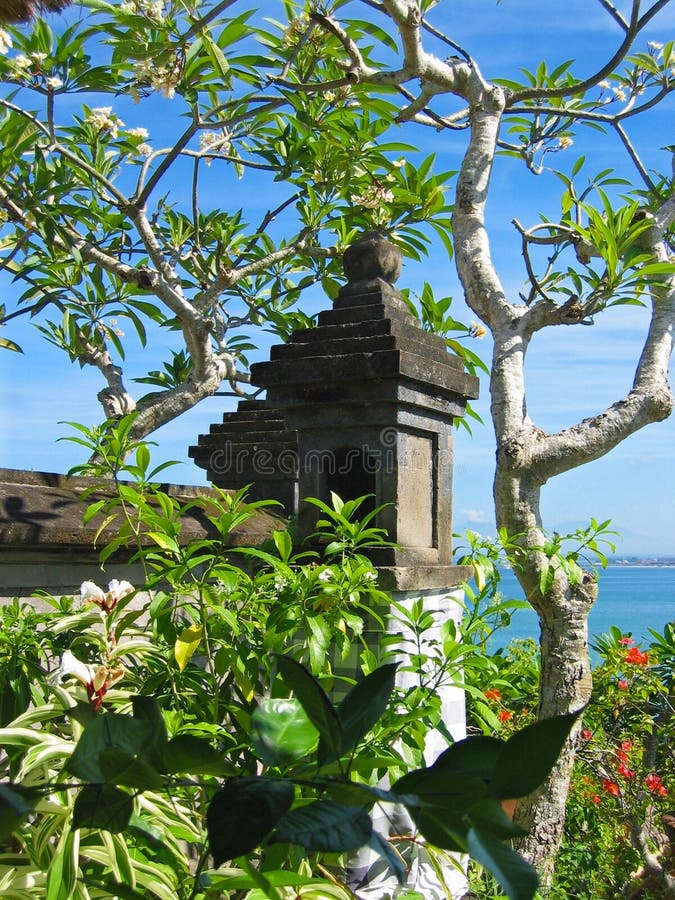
[0,421,582,900]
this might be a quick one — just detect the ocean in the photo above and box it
[494,565,675,648]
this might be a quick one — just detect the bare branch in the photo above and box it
[527,237,674,480]
[613,121,658,192]
[310,12,370,74]
[265,71,361,95]
[181,0,237,43]
[596,0,630,31]
[135,118,198,207]
[510,0,661,104]
[628,816,675,895]
[196,230,315,310]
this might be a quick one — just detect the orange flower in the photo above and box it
[602,779,620,797]
[624,647,649,666]
[498,709,513,723]
[591,795,602,804]
[484,688,502,702]
[645,773,668,796]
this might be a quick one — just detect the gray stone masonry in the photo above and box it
[189,232,479,590]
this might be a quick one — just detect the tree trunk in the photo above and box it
[513,575,597,889]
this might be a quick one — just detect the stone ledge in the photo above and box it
[0,468,283,549]
[376,565,472,592]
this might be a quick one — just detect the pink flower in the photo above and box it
[620,740,633,752]
[581,729,593,741]
[618,679,628,690]
[618,637,634,646]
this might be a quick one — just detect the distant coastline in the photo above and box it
[609,557,675,567]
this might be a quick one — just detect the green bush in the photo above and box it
[456,535,673,900]
[0,417,581,900]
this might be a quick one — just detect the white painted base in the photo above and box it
[345,587,469,900]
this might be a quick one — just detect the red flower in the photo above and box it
[617,762,635,779]
[591,795,602,805]
[624,647,649,666]
[620,740,633,752]
[602,779,620,797]
[616,749,628,763]
[581,729,593,741]
[498,709,513,723]
[618,637,634,646]
[484,688,502,702]
[618,679,629,690]
[645,773,668,796]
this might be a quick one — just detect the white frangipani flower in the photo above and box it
[80,580,107,604]
[107,579,134,602]
[0,30,12,55]
[58,650,94,687]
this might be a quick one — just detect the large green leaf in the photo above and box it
[163,734,234,777]
[467,825,539,900]
[0,784,38,840]
[274,655,342,766]
[271,799,372,852]
[488,711,580,800]
[465,798,525,840]
[431,734,503,781]
[98,748,165,790]
[206,777,295,866]
[251,698,319,767]
[336,662,398,760]
[73,783,133,833]
[67,713,164,783]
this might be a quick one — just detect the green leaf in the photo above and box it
[336,662,398,759]
[488,711,581,800]
[73,783,134,833]
[466,798,525,840]
[0,784,38,839]
[467,825,539,900]
[67,713,163,782]
[174,624,203,672]
[271,799,372,852]
[272,529,293,562]
[98,748,165,790]
[207,777,295,866]
[274,655,342,766]
[431,734,503,781]
[163,734,234,776]
[147,531,180,554]
[368,830,406,884]
[251,698,319,767]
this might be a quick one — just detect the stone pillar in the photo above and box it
[189,232,480,898]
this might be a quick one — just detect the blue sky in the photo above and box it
[1,0,674,556]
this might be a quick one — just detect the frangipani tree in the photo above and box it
[1,0,674,887]
[0,0,456,435]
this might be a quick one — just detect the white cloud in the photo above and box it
[461,508,492,524]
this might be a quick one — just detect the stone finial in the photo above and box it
[342,231,402,285]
